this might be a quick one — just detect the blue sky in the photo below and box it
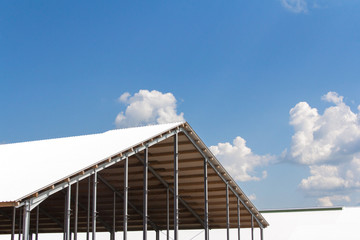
[1,0,360,209]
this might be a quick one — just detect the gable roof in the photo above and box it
[0,122,269,232]
[0,122,183,202]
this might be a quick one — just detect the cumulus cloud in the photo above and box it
[288,92,360,165]
[300,165,350,192]
[210,137,275,182]
[281,0,308,13]
[115,90,185,128]
[287,92,360,205]
[318,195,350,207]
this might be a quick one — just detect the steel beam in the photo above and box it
[124,156,128,240]
[92,171,97,240]
[143,147,148,240]
[204,158,209,240]
[174,133,179,240]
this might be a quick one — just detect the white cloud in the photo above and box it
[115,90,185,128]
[318,195,350,207]
[300,165,349,191]
[299,157,360,194]
[210,137,275,182]
[281,0,308,13]
[321,91,344,104]
[248,194,257,201]
[286,92,360,205]
[288,92,360,165]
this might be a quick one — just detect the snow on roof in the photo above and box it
[0,122,184,202]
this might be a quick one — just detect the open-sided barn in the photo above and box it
[0,122,268,240]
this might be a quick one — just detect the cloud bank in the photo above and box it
[115,90,185,128]
[210,137,275,182]
[114,89,360,207]
[288,92,360,206]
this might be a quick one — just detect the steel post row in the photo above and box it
[9,126,266,240]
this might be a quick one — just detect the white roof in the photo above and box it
[262,207,360,240]
[0,122,183,202]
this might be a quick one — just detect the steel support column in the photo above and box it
[92,171,97,240]
[174,133,179,240]
[204,157,209,240]
[74,181,79,240]
[251,215,254,240]
[22,202,30,240]
[260,227,263,240]
[143,147,148,240]
[237,198,241,240]
[123,156,128,240]
[64,194,67,240]
[18,207,22,240]
[156,230,160,240]
[87,177,90,240]
[111,192,116,240]
[11,207,16,240]
[35,206,39,240]
[166,188,169,240]
[66,184,71,240]
[226,184,230,240]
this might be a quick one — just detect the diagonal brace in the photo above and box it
[135,154,205,229]
[39,207,64,230]
[97,174,159,231]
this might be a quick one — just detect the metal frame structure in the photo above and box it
[0,122,268,239]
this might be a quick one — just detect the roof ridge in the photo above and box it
[1,121,186,146]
